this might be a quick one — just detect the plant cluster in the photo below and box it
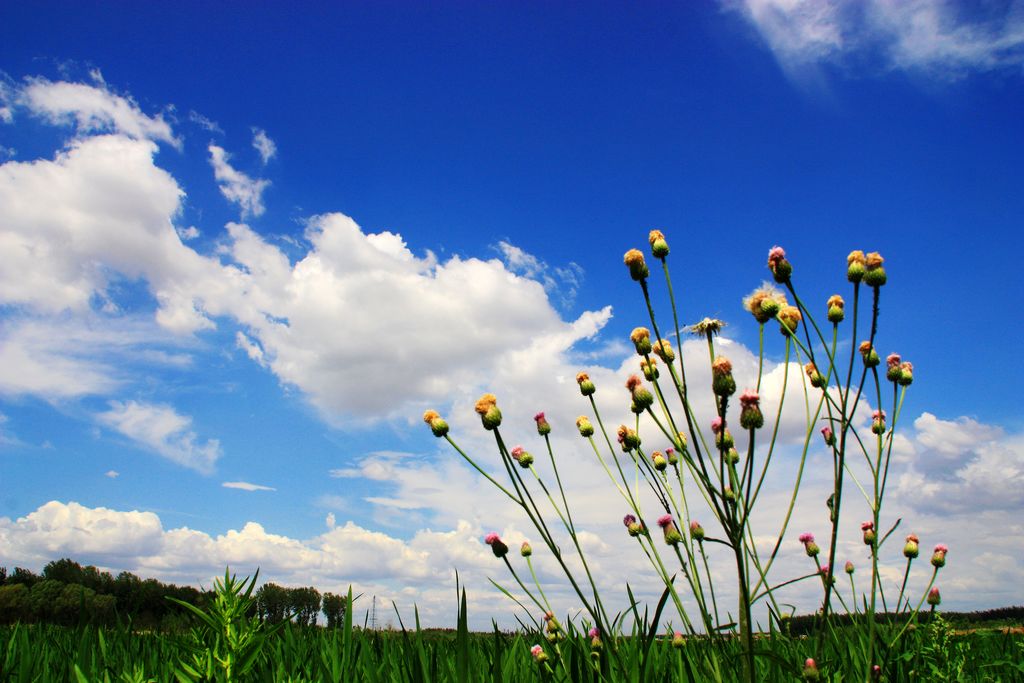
[427,232,950,681]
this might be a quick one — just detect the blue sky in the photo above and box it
[1,1,1022,626]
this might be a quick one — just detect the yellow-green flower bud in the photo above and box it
[576,415,595,437]
[624,249,649,281]
[649,229,669,259]
[652,451,668,471]
[898,361,914,386]
[847,251,866,283]
[640,357,659,381]
[711,356,736,397]
[576,372,596,396]
[805,362,826,389]
[652,339,675,363]
[630,327,652,355]
[422,410,449,437]
[864,252,886,287]
[778,305,802,336]
[859,341,880,368]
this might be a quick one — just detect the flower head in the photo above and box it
[640,357,659,380]
[530,644,548,663]
[898,361,914,386]
[927,587,941,606]
[474,394,497,414]
[485,532,509,558]
[778,305,802,336]
[804,362,826,389]
[521,541,533,557]
[859,341,881,367]
[576,415,595,437]
[630,327,652,355]
[826,294,845,323]
[652,450,668,471]
[616,425,640,451]
[422,409,449,437]
[576,371,596,396]
[690,317,726,337]
[847,250,866,283]
[711,356,736,397]
[534,411,551,436]
[864,251,887,287]
[767,246,792,282]
[623,514,637,528]
[743,282,787,324]
[510,446,534,468]
[845,560,855,575]
[689,520,705,541]
[624,248,649,281]
[803,657,820,681]
[904,533,920,559]
[821,426,835,446]
[931,544,949,568]
[657,515,682,545]
[799,532,820,557]
[649,229,670,258]
[475,394,502,430]
[652,338,676,363]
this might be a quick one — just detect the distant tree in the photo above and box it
[43,558,85,585]
[288,586,321,627]
[28,579,65,622]
[0,583,29,623]
[255,582,289,624]
[8,567,40,588]
[0,565,7,585]
[322,592,346,629]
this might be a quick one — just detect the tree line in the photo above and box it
[0,559,347,630]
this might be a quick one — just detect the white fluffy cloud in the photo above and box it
[726,0,1024,78]
[19,77,179,146]
[209,144,270,218]
[97,400,221,473]
[894,412,1024,513]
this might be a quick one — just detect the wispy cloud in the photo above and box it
[725,0,1024,80]
[222,481,276,492]
[97,400,221,474]
[251,128,276,164]
[209,144,270,218]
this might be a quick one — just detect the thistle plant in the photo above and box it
[426,233,948,681]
